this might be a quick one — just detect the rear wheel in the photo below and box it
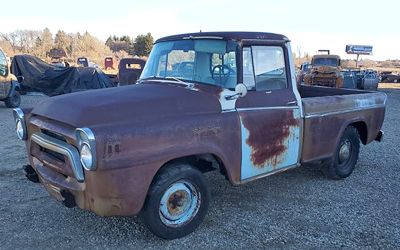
[141,163,210,239]
[5,91,21,108]
[322,126,360,179]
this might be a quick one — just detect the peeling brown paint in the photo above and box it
[241,110,299,167]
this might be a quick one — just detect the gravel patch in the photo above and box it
[0,89,399,249]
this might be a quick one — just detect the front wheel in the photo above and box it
[141,163,210,239]
[322,126,360,179]
[5,91,21,108]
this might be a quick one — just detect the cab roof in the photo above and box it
[313,54,341,60]
[155,32,289,43]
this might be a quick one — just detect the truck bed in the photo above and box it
[298,85,386,163]
[299,85,371,98]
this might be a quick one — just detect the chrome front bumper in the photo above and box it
[31,132,84,182]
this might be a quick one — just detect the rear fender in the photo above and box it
[334,118,367,150]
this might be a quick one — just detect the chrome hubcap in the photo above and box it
[339,139,351,164]
[159,181,201,227]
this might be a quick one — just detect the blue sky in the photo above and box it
[2,0,399,60]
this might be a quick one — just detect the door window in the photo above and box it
[242,47,256,90]
[0,50,7,77]
[244,46,288,91]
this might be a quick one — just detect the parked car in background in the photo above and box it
[296,62,311,85]
[303,54,344,88]
[15,32,386,239]
[380,71,400,83]
[342,69,380,90]
[117,58,146,86]
[0,48,21,108]
[77,57,98,68]
[104,57,114,70]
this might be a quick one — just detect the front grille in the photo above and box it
[41,147,65,162]
[42,129,67,143]
[40,129,68,162]
[312,78,336,87]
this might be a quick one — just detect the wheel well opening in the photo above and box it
[350,121,368,145]
[158,154,229,180]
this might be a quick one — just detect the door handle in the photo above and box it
[287,101,297,106]
[265,91,272,94]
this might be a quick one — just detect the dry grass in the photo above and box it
[373,67,400,73]
[378,83,400,89]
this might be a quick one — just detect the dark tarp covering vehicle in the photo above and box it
[117,58,146,86]
[11,55,114,96]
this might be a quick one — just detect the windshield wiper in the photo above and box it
[139,76,194,88]
[164,77,194,88]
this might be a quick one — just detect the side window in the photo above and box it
[0,50,7,77]
[252,46,287,91]
[242,47,255,90]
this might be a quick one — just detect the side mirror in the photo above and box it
[225,83,248,100]
[235,83,248,97]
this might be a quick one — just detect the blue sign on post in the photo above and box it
[346,45,373,55]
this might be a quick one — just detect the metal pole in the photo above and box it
[356,54,360,68]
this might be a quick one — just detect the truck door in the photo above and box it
[236,45,301,181]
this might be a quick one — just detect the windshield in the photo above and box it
[313,58,339,67]
[140,39,238,89]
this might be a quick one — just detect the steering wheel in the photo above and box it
[211,64,234,85]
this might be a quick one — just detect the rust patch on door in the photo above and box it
[241,109,299,167]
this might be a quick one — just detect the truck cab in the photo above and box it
[0,48,21,108]
[14,32,386,239]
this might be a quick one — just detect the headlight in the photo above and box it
[80,143,93,170]
[16,120,24,140]
[13,108,27,140]
[76,128,96,170]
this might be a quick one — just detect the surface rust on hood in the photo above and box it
[31,82,222,127]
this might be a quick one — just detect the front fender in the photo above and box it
[91,111,242,183]
[7,80,20,97]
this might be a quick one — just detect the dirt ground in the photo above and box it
[0,88,399,249]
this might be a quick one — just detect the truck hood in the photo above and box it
[31,82,222,127]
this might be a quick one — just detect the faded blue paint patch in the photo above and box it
[240,108,301,180]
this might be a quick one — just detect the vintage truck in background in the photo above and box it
[303,54,344,88]
[13,32,386,239]
[296,62,312,85]
[0,48,21,108]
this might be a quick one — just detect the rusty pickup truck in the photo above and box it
[303,54,344,88]
[13,32,386,239]
[0,48,21,108]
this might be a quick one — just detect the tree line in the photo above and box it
[105,33,153,57]
[0,28,154,66]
